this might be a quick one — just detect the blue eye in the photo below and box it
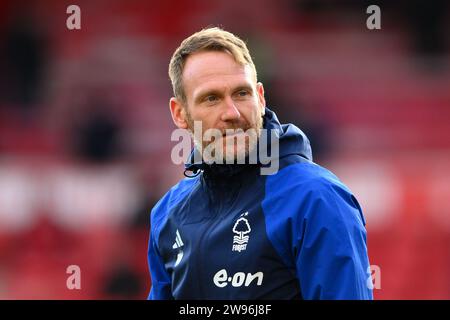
[238,91,248,96]
[206,95,218,102]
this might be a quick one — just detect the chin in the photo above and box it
[223,147,248,164]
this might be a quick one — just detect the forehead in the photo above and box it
[182,51,255,100]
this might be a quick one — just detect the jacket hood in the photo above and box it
[184,107,313,177]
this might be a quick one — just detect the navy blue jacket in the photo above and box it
[148,108,373,300]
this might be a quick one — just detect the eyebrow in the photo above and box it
[194,84,254,104]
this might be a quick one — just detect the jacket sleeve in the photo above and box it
[147,216,173,300]
[295,181,373,300]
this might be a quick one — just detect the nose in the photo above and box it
[220,96,241,122]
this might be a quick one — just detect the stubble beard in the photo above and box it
[185,108,264,165]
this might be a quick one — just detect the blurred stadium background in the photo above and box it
[0,0,449,299]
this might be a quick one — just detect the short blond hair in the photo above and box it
[168,27,257,103]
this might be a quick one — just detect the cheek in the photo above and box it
[247,100,262,123]
[192,111,217,132]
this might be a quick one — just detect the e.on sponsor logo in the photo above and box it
[213,269,264,288]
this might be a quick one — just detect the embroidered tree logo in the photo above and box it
[233,217,251,244]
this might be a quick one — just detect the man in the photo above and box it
[147,27,373,300]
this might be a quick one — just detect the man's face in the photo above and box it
[170,50,266,163]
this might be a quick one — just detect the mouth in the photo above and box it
[222,127,249,137]
[222,131,242,138]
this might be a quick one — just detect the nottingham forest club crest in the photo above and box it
[232,212,251,252]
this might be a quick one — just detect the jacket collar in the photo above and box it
[184,107,312,178]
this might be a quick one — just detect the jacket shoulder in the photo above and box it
[150,176,200,239]
[268,161,350,195]
[265,161,366,227]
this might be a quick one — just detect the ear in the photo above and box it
[256,82,266,115]
[169,97,189,129]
